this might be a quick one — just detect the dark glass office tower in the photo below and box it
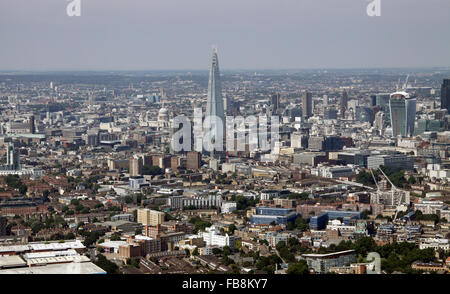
[441,79,450,112]
[271,93,280,114]
[340,90,348,118]
[302,91,312,119]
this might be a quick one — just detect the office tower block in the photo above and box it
[29,115,35,134]
[86,133,99,146]
[441,79,450,112]
[340,90,348,118]
[375,93,390,112]
[6,142,20,170]
[205,46,225,159]
[324,108,338,120]
[374,111,385,135]
[302,91,312,119]
[186,151,201,170]
[389,91,416,137]
[137,208,165,226]
[224,94,233,115]
[170,156,180,170]
[129,156,143,177]
[151,155,171,169]
[271,93,280,114]
[370,95,377,107]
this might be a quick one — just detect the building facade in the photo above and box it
[389,91,416,137]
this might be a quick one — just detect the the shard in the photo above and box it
[204,46,225,158]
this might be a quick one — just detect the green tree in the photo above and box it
[95,254,121,274]
[287,260,308,274]
[287,192,309,200]
[142,165,163,176]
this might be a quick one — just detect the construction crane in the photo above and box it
[377,167,403,221]
[370,169,380,191]
[403,74,410,90]
[395,75,410,92]
[370,169,381,204]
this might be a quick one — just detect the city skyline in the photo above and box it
[0,0,450,280]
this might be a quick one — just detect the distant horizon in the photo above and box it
[1,1,450,71]
[1,66,450,74]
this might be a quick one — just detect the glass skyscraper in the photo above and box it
[441,78,450,112]
[205,47,225,158]
[340,90,348,118]
[302,91,312,119]
[389,91,416,137]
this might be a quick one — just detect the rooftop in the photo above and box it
[0,262,106,274]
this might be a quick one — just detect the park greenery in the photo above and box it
[230,195,259,211]
[286,216,309,231]
[188,216,212,234]
[277,236,437,274]
[287,192,309,200]
[5,174,28,194]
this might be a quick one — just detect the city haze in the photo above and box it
[1,0,450,71]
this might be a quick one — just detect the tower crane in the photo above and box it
[370,168,381,204]
[377,167,403,221]
[403,74,410,90]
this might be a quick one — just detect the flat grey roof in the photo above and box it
[0,255,27,268]
[0,262,106,274]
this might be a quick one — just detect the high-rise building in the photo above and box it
[29,115,35,134]
[340,90,348,118]
[416,119,445,135]
[152,155,171,169]
[441,79,450,112]
[302,91,312,119]
[223,93,232,115]
[374,111,385,135]
[186,151,201,170]
[323,95,329,106]
[137,208,165,226]
[129,156,143,177]
[324,108,338,120]
[375,93,391,125]
[170,156,180,170]
[6,142,20,170]
[370,95,377,107]
[205,47,225,159]
[86,134,99,146]
[271,93,280,114]
[389,91,416,137]
[375,93,390,111]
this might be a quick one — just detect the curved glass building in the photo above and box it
[389,91,416,137]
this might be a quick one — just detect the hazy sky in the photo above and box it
[1,0,449,70]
